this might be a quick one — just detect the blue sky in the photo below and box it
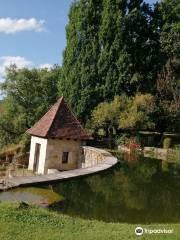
[0,0,157,80]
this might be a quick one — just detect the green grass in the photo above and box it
[0,203,179,240]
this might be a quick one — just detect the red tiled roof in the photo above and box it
[26,97,91,140]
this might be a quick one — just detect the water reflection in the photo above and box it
[51,155,180,223]
[0,187,63,206]
[0,154,179,223]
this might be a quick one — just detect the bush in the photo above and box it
[163,137,172,149]
[174,144,180,150]
[115,134,130,145]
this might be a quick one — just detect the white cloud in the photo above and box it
[39,63,53,70]
[0,57,55,84]
[0,56,32,77]
[0,18,45,34]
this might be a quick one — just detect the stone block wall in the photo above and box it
[80,146,112,168]
[46,139,81,172]
[28,137,116,175]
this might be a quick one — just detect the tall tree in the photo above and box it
[60,0,161,122]
[155,0,180,132]
[159,0,180,60]
[123,0,160,93]
[59,0,102,122]
[98,0,127,99]
[98,0,160,100]
[60,0,178,131]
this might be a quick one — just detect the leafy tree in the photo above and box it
[159,0,180,59]
[90,94,155,139]
[59,0,102,122]
[0,65,60,148]
[98,0,160,98]
[123,0,161,92]
[60,0,161,122]
[155,59,180,132]
[155,0,180,132]
[97,0,127,99]
[119,94,155,130]
[0,100,4,114]
[89,96,125,138]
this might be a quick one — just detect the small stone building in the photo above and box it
[26,97,90,174]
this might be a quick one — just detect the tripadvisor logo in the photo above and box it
[135,227,144,236]
[135,226,174,236]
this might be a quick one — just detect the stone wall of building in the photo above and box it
[28,137,116,175]
[46,139,81,172]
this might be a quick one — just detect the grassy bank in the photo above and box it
[0,203,179,240]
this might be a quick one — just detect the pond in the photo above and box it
[0,187,63,206]
[0,153,180,223]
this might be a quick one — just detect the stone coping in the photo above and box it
[0,147,118,191]
[83,146,112,156]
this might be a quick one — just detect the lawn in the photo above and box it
[0,203,179,240]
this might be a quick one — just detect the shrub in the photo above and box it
[163,137,172,149]
[115,134,130,146]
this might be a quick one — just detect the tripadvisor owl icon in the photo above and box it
[135,227,144,236]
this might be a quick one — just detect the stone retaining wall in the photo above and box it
[0,146,118,191]
[144,147,180,162]
[80,146,116,168]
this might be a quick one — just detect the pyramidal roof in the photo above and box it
[26,97,91,140]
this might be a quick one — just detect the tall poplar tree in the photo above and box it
[98,0,159,101]
[59,0,102,122]
[59,0,173,124]
[123,0,160,92]
[98,0,127,100]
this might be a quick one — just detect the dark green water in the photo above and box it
[0,187,63,206]
[51,154,180,223]
[0,154,180,223]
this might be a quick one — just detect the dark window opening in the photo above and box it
[62,152,69,164]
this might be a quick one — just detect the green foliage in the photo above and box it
[59,0,179,132]
[59,0,161,121]
[174,144,180,151]
[0,100,4,114]
[90,94,155,138]
[154,0,180,132]
[163,137,172,149]
[159,0,180,58]
[155,58,180,132]
[90,96,123,136]
[115,134,142,147]
[115,134,130,146]
[59,0,102,122]
[119,94,155,130]
[0,0,179,150]
[0,65,60,148]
